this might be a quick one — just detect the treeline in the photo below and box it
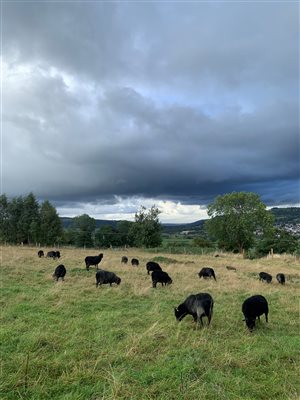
[0,193,63,245]
[0,194,162,248]
[64,206,162,248]
[2,191,298,256]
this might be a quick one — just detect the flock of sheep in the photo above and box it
[39,250,287,333]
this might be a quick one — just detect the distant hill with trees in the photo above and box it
[270,207,300,224]
[60,207,299,235]
[60,217,120,229]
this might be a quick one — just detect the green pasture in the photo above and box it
[1,246,299,399]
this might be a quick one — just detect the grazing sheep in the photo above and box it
[259,272,272,283]
[121,256,128,264]
[95,270,121,287]
[276,273,286,285]
[47,251,57,259]
[198,267,216,281]
[242,295,269,331]
[55,251,61,259]
[131,258,139,266]
[174,293,214,327]
[152,270,172,288]
[85,254,103,271]
[146,261,162,275]
[38,250,44,258]
[53,264,66,281]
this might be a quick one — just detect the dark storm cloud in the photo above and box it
[3,1,299,213]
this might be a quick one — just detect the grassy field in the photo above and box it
[1,246,299,400]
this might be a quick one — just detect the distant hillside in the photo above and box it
[162,220,205,234]
[60,207,300,233]
[60,217,121,229]
[270,207,300,225]
[59,216,205,234]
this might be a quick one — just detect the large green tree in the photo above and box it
[255,228,299,256]
[205,192,274,253]
[94,225,119,248]
[117,221,134,247]
[70,214,96,248]
[20,193,40,244]
[7,196,25,243]
[0,194,9,242]
[129,206,162,248]
[39,200,63,246]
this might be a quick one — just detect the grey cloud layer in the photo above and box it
[3,2,299,207]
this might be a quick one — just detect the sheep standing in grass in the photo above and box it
[96,270,121,287]
[53,265,66,281]
[242,295,269,331]
[174,293,214,327]
[198,267,216,281]
[151,270,172,288]
[146,261,162,275]
[276,273,285,285]
[259,272,272,283]
[85,254,103,271]
[47,251,58,259]
[131,258,139,266]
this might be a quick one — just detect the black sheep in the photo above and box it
[259,272,272,283]
[242,295,269,331]
[38,250,44,258]
[95,270,121,287]
[174,293,214,327]
[121,256,128,264]
[53,264,66,281]
[146,261,162,275]
[131,258,139,266]
[198,267,216,281]
[85,254,103,271]
[47,251,57,259]
[276,273,285,285]
[152,270,172,288]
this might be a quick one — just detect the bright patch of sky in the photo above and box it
[57,197,208,224]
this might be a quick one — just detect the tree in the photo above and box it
[255,229,299,256]
[129,206,162,248]
[94,225,119,248]
[70,214,96,248]
[0,194,9,243]
[40,200,63,246]
[117,221,134,247]
[20,193,40,244]
[7,196,25,243]
[205,192,274,253]
[193,236,213,248]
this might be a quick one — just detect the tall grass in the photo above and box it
[1,246,299,399]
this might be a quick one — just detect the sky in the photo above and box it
[2,1,299,223]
